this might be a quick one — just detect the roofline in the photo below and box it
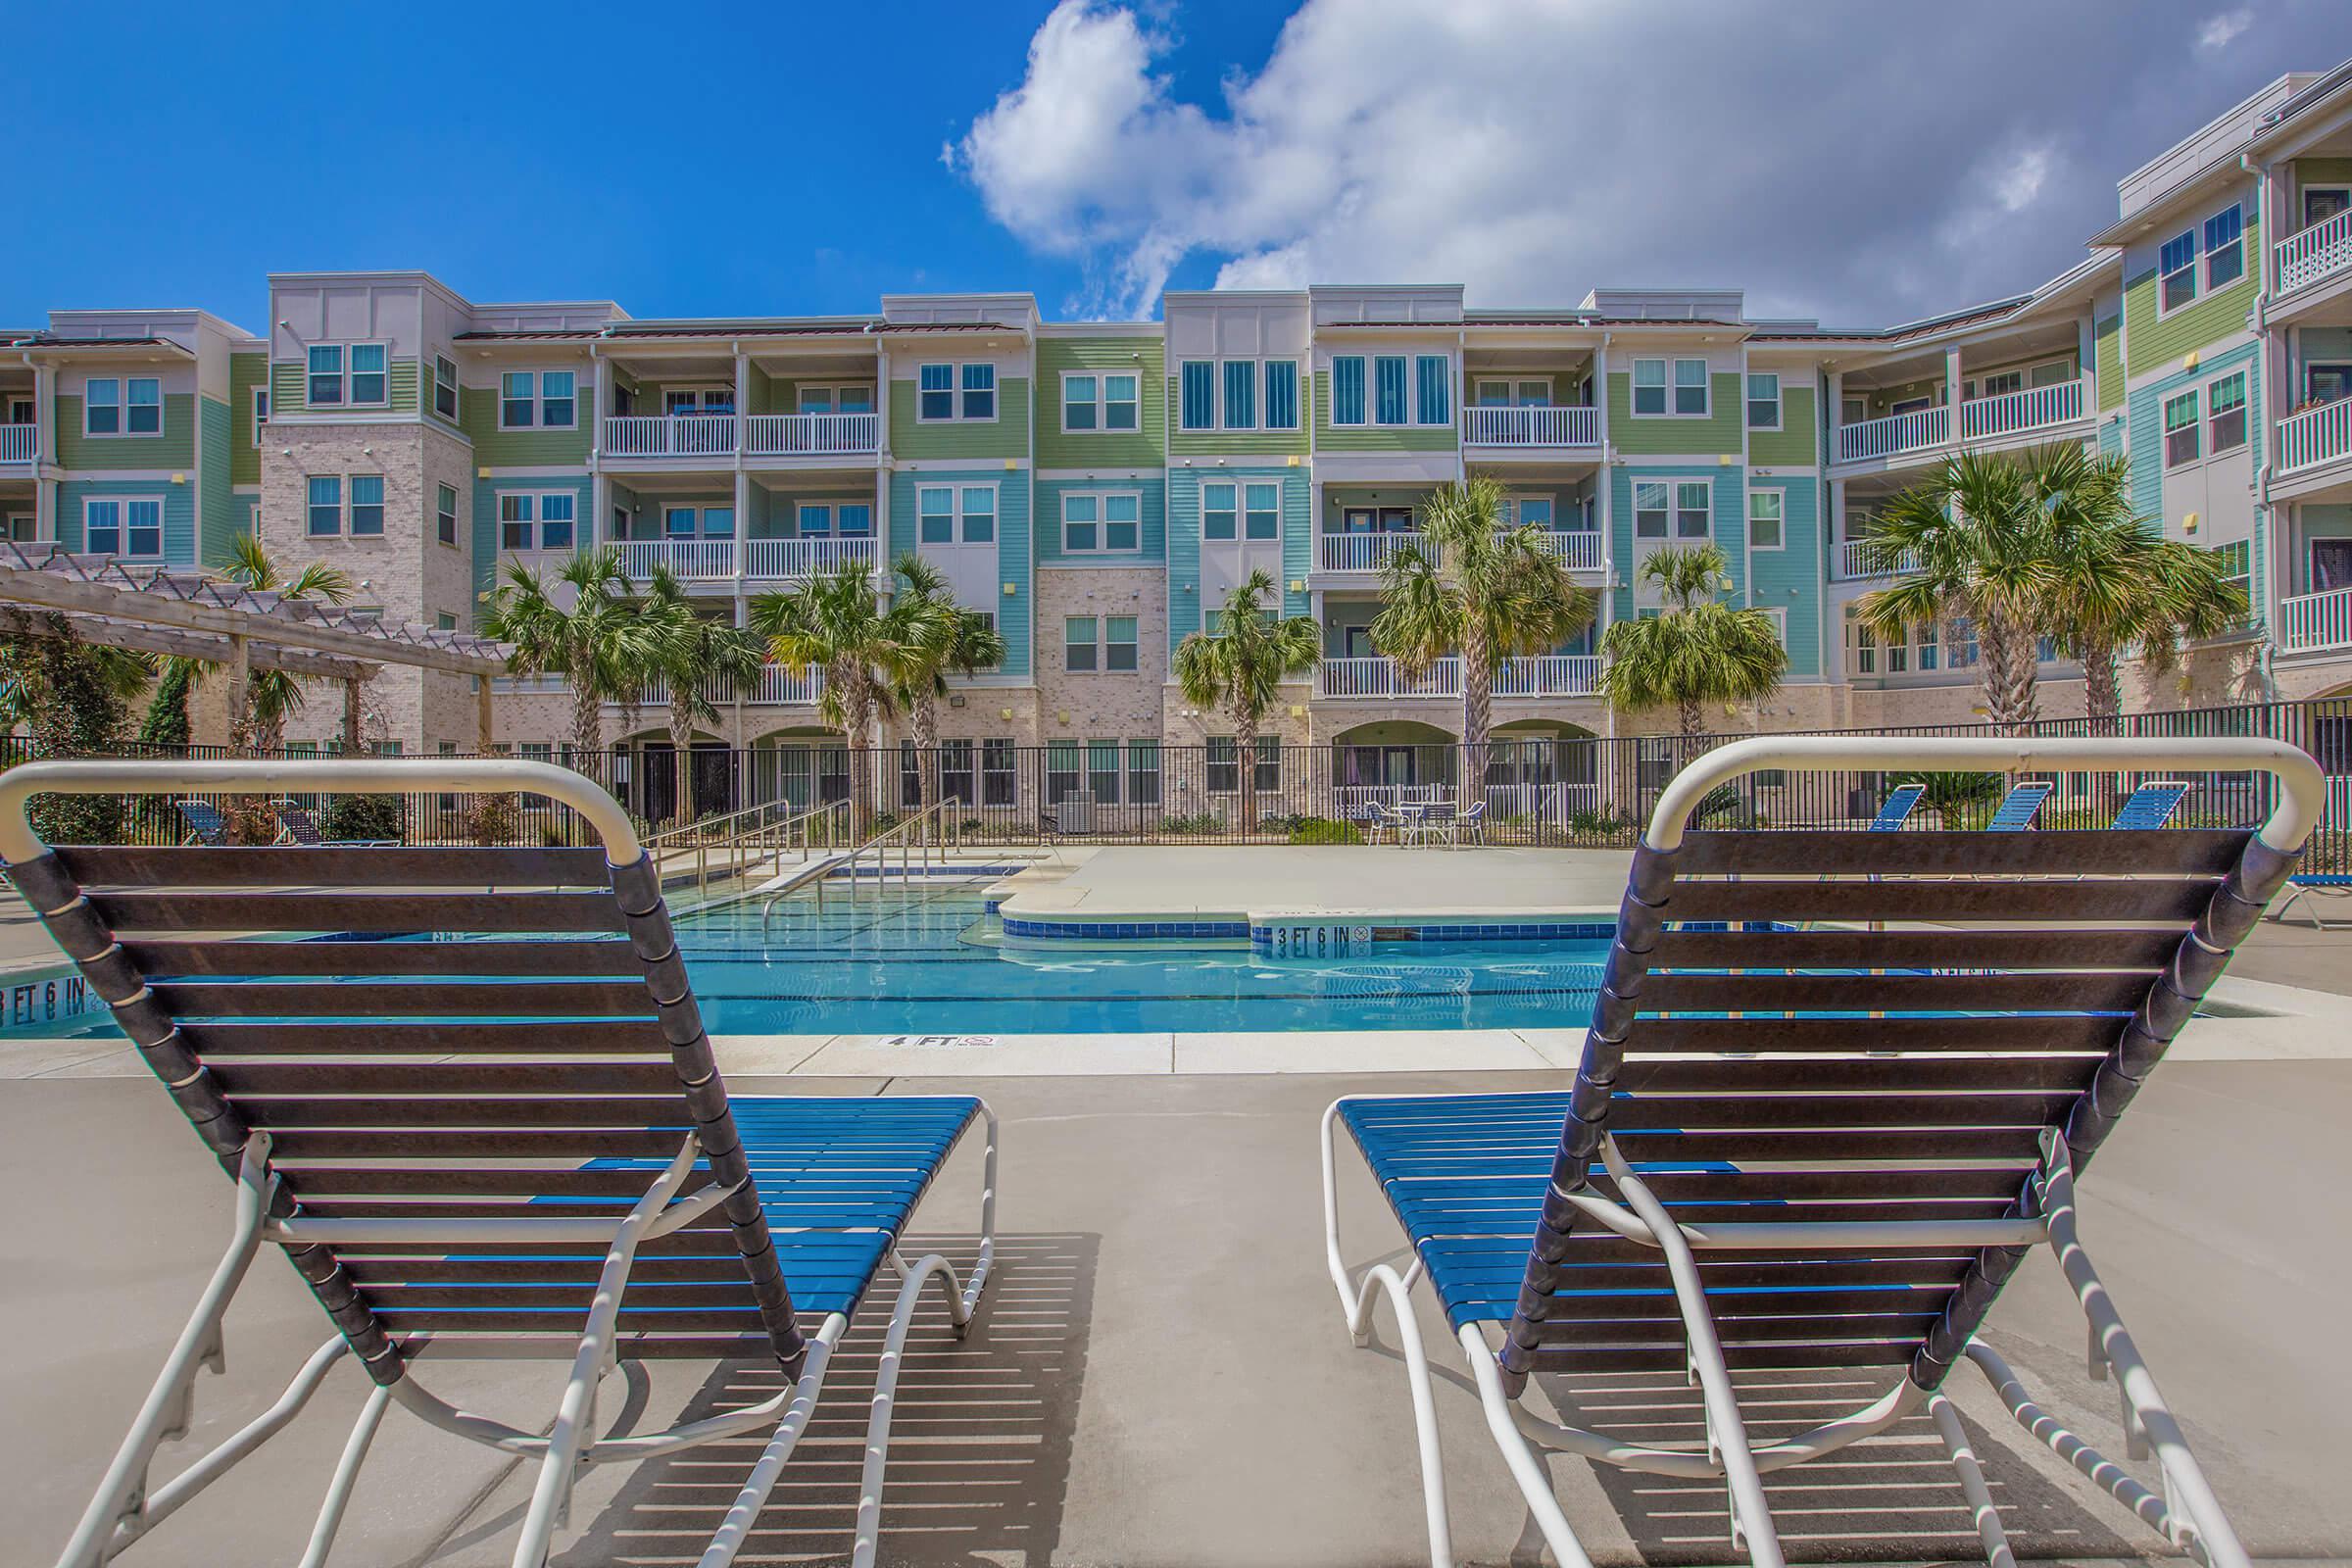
[2250,58,2352,152]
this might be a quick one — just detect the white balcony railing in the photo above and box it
[1493,654,1600,697]
[1838,538,1920,580]
[2279,584,2352,654]
[744,535,879,579]
[755,664,825,705]
[602,414,739,459]
[2278,205,2352,295]
[2278,398,2352,475]
[1837,405,1948,464]
[1318,656,1462,700]
[744,412,879,457]
[492,673,570,696]
[617,538,738,580]
[0,425,34,465]
[1960,379,2083,441]
[1319,532,1420,572]
[1526,530,1604,571]
[1463,405,1599,447]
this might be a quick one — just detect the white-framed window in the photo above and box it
[307,345,344,406]
[1745,372,1781,430]
[1331,357,1366,425]
[1206,735,1280,793]
[500,370,577,429]
[84,497,163,558]
[539,491,574,551]
[499,492,535,550]
[1475,377,1553,407]
[1414,354,1450,425]
[2208,538,2251,612]
[796,383,874,415]
[1177,360,1299,432]
[1202,481,1238,541]
[308,476,343,537]
[433,355,459,420]
[349,343,387,406]
[1264,360,1299,429]
[918,485,955,544]
[2207,370,2247,454]
[1673,359,1709,416]
[961,363,996,419]
[436,482,459,548]
[958,485,995,542]
[915,363,996,421]
[1675,480,1710,538]
[1504,494,1555,531]
[2164,388,2201,467]
[1759,606,1788,651]
[349,474,384,536]
[1244,481,1279,541]
[1634,480,1670,538]
[1222,360,1256,429]
[1127,739,1160,805]
[84,377,160,436]
[84,377,121,434]
[1747,487,1785,550]
[251,385,269,445]
[1374,356,1409,424]
[2203,204,2244,292]
[1180,362,1216,430]
[917,364,954,421]
[1632,359,1668,416]
[1061,490,1141,554]
[1104,615,1139,672]
[126,377,160,434]
[1064,615,1099,672]
[1062,370,1141,433]
[2158,228,2199,315]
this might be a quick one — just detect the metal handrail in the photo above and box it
[651,797,849,903]
[759,796,964,925]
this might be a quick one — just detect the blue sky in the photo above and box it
[15,1,2352,331]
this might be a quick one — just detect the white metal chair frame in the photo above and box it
[5,760,1001,1568]
[1317,734,2320,1568]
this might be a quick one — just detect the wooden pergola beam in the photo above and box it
[0,607,381,681]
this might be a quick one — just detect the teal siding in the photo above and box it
[472,474,593,614]
[1747,474,1821,678]
[1033,475,1166,564]
[57,479,198,565]
[198,395,232,566]
[889,470,1031,677]
[1608,465,1747,620]
[1164,466,1308,652]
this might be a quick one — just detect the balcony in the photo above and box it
[1318,656,1461,700]
[617,538,737,580]
[744,536,879,581]
[2279,584,2352,654]
[1318,530,1602,573]
[745,412,878,458]
[2278,206,2352,296]
[1462,405,1599,449]
[1493,654,1599,697]
[1837,538,1920,580]
[0,425,34,466]
[602,414,739,460]
[1959,379,2084,441]
[636,665,826,707]
[1837,406,1946,465]
[1527,530,1604,571]
[2278,399,2352,476]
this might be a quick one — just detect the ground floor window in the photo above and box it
[1127,740,1160,805]
[982,739,1016,805]
[1207,735,1280,793]
[942,739,975,805]
[1088,739,1121,803]
[1046,740,1083,804]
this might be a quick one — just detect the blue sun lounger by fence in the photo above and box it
[173,798,229,846]
[1319,734,2318,1567]
[2273,871,2352,927]
[1984,778,2052,830]
[2109,780,2190,830]
[2,759,1001,1568]
[1866,782,1926,831]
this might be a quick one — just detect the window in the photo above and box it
[2164,389,2201,467]
[1102,492,1139,551]
[1414,355,1450,425]
[941,740,975,805]
[349,474,384,536]
[1745,372,1781,429]
[959,486,995,543]
[540,370,575,428]
[664,505,697,538]
[971,738,1012,807]
[1063,493,1098,552]
[252,385,270,445]
[308,345,344,406]
[1976,369,2025,400]
[1332,356,1366,425]
[1065,615,1099,672]
[1063,371,1139,433]
[1747,488,1784,550]
[2209,539,2251,611]
[85,378,121,434]
[839,503,872,536]
[2159,229,2198,314]
[1202,482,1237,541]
[1127,740,1159,806]
[1104,615,1138,672]
[500,493,535,550]
[1760,607,1787,651]
[308,476,342,537]
[1917,619,1938,671]
[1251,735,1280,792]
[960,363,996,419]
[2203,204,2244,291]
[83,499,158,558]
[501,372,535,428]
[1181,361,1215,429]
[1244,482,1279,541]
[437,483,459,547]
[899,742,923,809]
[918,364,955,421]
[539,492,574,551]
[1223,360,1256,429]
[1674,358,1709,416]
[796,384,873,415]
[2207,370,2247,454]
[1675,480,1710,539]
[1088,739,1121,804]
[699,505,733,539]
[1634,480,1670,539]
[919,486,955,544]
[436,612,458,632]
[85,377,154,435]
[1042,741,1082,805]
[433,355,459,420]
[126,378,161,435]
[349,344,387,406]
[1632,358,1667,416]
[1206,735,1238,793]
[1373,356,1408,424]
[1264,360,1298,429]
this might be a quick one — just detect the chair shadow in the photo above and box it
[554,1230,1098,1567]
[1529,1366,2143,1564]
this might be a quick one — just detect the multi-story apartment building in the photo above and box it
[9,60,2352,818]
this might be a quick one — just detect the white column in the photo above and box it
[591,470,611,547]
[1827,368,1844,461]
[586,353,604,461]
[1943,347,1963,444]
[35,475,56,546]
[733,470,752,587]
[2077,313,2094,389]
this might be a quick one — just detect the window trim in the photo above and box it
[2163,388,2202,468]
[308,475,345,539]
[1412,353,1451,427]
[1331,356,1368,426]
[2206,368,2248,456]
[499,491,537,552]
[914,362,999,424]
[1745,371,1782,431]
[1060,368,1142,436]
[306,345,345,408]
[1103,614,1140,673]
[84,495,166,560]
[1372,355,1410,426]
[436,482,460,549]
[536,489,576,552]
[1243,480,1280,542]
[84,376,166,439]
[498,369,580,431]
[251,384,270,447]
[346,342,389,409]
[1176,359,1300,433]
[1202,480,1239,542]
[1746,486,1786,552]
[1759,606,1788,651]
[1674,479,1712,539]
[348,473,385,537]
[2157,228,2200,318]
[2202,203,2245,293]
[1063,614,1100,673]
[1060,488,1144,555]
[1633,479,1670,539]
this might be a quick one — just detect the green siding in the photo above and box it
[52,393,196,469]
[2095,315,2124,413]
[198,395,231,566]
[887,375,1030,461]
[1167,369,1311,457]
[268,357,421,416]
[1035,339,1165,468]
[1310,370,1455,453]
[2123,210,2258,375]
[1748,383,1816,466]
[230,354,269,484]
[1606,371,1742,456]
[460,385,592,466]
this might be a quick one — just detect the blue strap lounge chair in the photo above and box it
[275,799,399,848]
[173,798,229,846]
[1984,778,2052,830]
[1321,735,2318,1567]
[2110,779,2190,830]
[1866,782,1926,831]
[3,760,999,1568]
[2273,871,2352,927]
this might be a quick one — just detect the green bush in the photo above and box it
[1892,769,2003,821]
[1563,808,1637,840]
[320,793,404,843]
[1158,810,1224,835]
[464,793,521,846]
[1286,815,1364,846]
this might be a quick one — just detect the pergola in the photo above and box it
[0,545,513,749]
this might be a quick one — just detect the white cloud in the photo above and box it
[951,0,2352,322]
[2197,7,2253,51]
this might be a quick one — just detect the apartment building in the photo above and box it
[9,60,2352,815]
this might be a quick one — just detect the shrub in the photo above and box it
[464,792,521,846]
[321,793,403,843]
[1286,815,1364,846]
[1892,769,2002,822]
[1562,808,1638,843]
[1158,810,1224,836]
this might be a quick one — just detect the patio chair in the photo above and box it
[1865,781,1926,831]
[2109,779,2190,830]
[173,798,229,846]
[2272,871,2352,927]
[273,799,398,848]
[1457,800,1487,846]
[1401,799,1456,850]
[1983,778,2052,830]
[1,759,998,1568]
[1321,734,2316,1567]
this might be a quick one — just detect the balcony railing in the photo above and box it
[1526,530,1604,571]
[744,412,878,457]
[617,538,737,580]
[1318,656,1462,699]
[1319,529,1601,573]
[491,673,570,696]
[1837,405,1948,464]
[2278,205,2352,295]
[602,414,739,459]
[1493,654,1600,697]
[1462,405,1599,448]
[1960,379,2083,441]
[2278,398,2352,475]
[1838,538,1920,580]
[633,666,826,706]
[0,425,34,465]
[2279,584,2352,654]
[744,536,879,579]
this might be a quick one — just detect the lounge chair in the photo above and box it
[1321,735,2316,1566]
[2109,778,2190,830]
[1,759,998,1568]
[1983,777,2052,829]
[173,798,229,846]
[1865,781,1926,831]
[273,799,398,848]
[2272,871,2352,927]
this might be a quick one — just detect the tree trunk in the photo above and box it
[841,673,875,836]
[2082,634,2122,736]
[911,695,940,842]
[1234,705,1259,839]
[1460,620,1493,811]
[667,696,694,828]
[1678,696,1703,739]
[568,659,604,777]
[1977,604,2040,733]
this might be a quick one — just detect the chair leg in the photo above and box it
[1926,1393,2017,1568]
[296,1384,390,1568]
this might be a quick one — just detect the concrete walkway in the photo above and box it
[998,845,1637,922]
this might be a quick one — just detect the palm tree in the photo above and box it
[481,544,676,775]
[218,533,354,752]
[1371,475,1592,789]
[1597,543,1788,738]
[891,554,1006,833]
[1172,568,1321,836]
[751,558,906,834]
[1854,449,2054,731]
[640,565,763,828]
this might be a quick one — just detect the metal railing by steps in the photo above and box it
[645,796,849,904]
[759,796,966,925]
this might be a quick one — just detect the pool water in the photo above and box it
[678,881,1608,1035]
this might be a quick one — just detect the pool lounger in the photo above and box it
[1982,777,2052,830]
[2272,871,2352,927]
[1321,734,2317,1568]
[3,759,998,1568]
[2109,779,2190,830]
[1864,781,1925,831]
